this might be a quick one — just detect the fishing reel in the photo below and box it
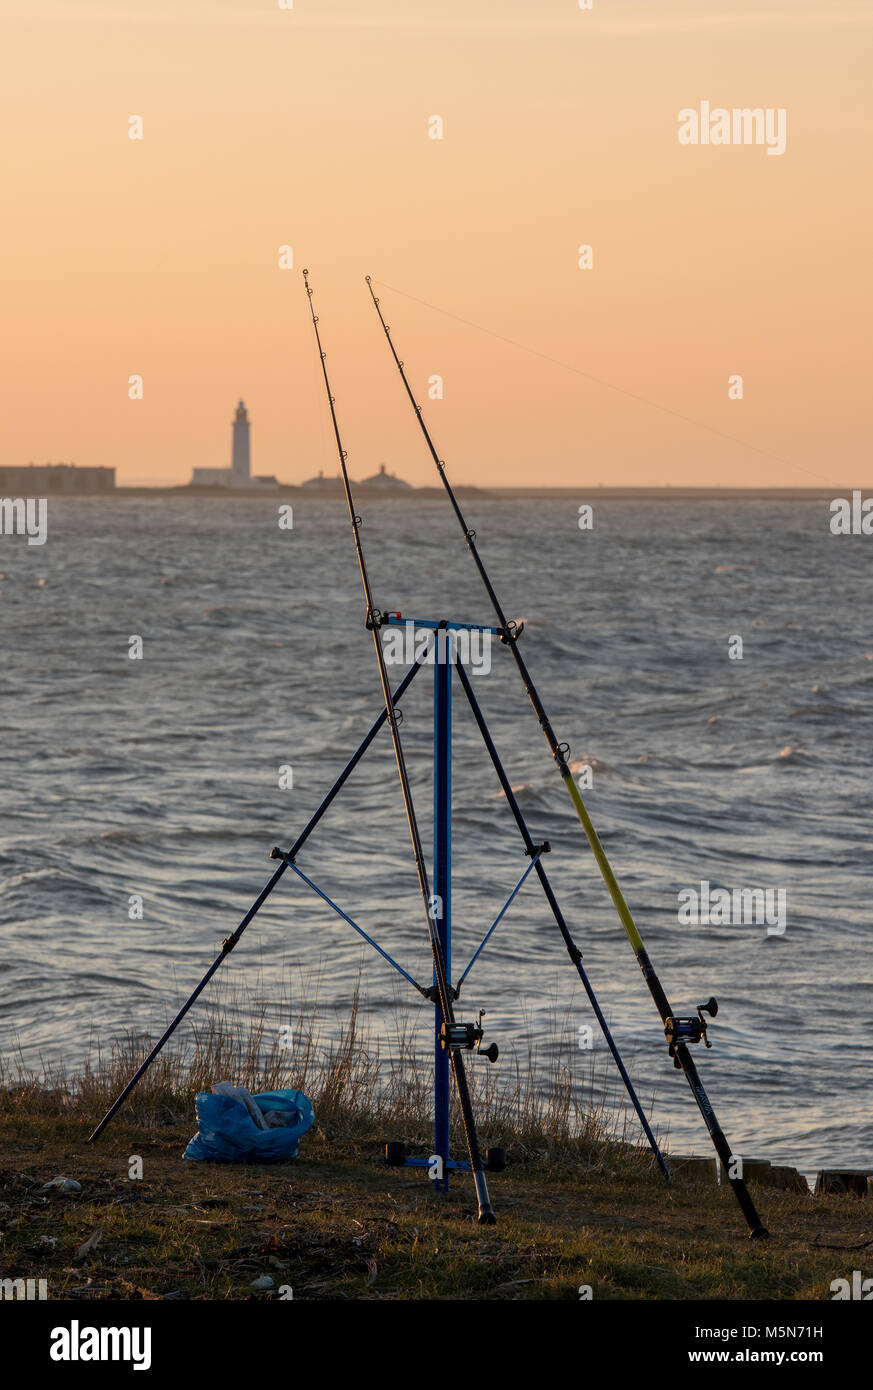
[366,607,402,630]
[498,619,525,644]
[664,997,718,1068]
[439,1009,499,1064]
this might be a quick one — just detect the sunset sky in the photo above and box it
[2,0,871,487]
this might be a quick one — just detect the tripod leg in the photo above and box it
[88,659,423,1142]
[455,660,668,1175]
[87,870,285,1142]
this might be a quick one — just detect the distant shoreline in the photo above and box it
[492,486,841,501]
[89,485,844,501]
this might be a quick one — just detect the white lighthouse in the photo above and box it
[190,398,277,489]
[231,400,250,483]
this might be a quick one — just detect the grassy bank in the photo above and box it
[2,998,867,1300]
[3,1110,869,1301]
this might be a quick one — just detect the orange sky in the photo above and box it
[2,0,871,487]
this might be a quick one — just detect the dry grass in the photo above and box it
[0,976,632,1169]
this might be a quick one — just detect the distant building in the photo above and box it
[298,463,412,493]
[299,470,348,494]
[0,463,114,494]
[190,469,228,487]
[360,464,412,491]
[191,401,277,489]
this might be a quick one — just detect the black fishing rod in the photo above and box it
[302,270,496,1223]
[454,659,668,1177]
[365,276,767,1238]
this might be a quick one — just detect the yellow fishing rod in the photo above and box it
[365,276,767,1238]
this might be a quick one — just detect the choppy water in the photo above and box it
[1,495,870,1175]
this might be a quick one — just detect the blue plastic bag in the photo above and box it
[183,1088,315,1163]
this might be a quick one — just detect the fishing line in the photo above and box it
[370,276,836,488]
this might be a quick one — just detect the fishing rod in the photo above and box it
[365,276,767,1238]
[454,659,667,1177]
[302,269,497,1224]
